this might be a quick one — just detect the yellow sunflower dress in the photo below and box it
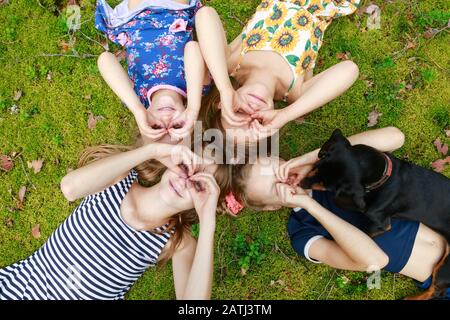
[234,0,361,101]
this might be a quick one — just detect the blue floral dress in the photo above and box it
[95,0,205,109]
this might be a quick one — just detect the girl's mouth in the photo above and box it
[157,106,175,112]
[169,180,183,198]
[248,93,266,104]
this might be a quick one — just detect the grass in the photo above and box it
[0,0,449,300]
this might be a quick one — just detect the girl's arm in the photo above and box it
[195,7,249,126]
[60,144,196,202]
[171,173,219,299]
[97,52,165,140]
[254,61,359,132]
[169,41,206,139]
[277,127,405,181]
[278,185,389,271]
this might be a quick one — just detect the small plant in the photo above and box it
[335,273,368,295]
[233,234,269,275]
[420,68,437,84]
[26,65,38,80]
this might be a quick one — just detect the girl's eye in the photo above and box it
[151,125,162,130]
[172,123,183,129]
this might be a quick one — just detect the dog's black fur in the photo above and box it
[301,129,450,298]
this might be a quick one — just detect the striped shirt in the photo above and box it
[0,170,171,300]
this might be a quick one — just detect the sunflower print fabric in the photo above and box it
[240,0,360,93]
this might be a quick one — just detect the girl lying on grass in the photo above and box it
[195,0,360,143]
[96,0,211,143]
[0,140,229,300]
[226,127,449,299]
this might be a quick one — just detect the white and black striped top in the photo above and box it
[0,170,172,300]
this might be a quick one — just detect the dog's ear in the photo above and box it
[336,183,367,212]
[319,129,350,159]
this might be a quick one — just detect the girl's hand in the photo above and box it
[276,183,312,208]
[276,161,315,187]
[249,118,279,142]
[168,110,197,141]
[220,88,251,127]
[251,109,285,131]
[153,144,203,178]
[134,108,166,142]
[187,172,220,227]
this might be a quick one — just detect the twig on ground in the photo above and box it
[40,53,97,59]
[18,156,37,190]
[317,270,337,300]
[80,31,109,51]
[228,10,245,27]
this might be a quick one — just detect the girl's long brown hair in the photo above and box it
[77,135,232,265]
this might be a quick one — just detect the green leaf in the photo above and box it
[312,44,319,52]
[267,26,275,34]
[253,19,265,29]
[284,19,292,28]
[305,39,311,50]
[286,55,300,66]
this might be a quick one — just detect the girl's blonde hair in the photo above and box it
[78,134,232,265]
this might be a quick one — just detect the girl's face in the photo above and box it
[220,83,275,144]
[158,163,218,211]
[148,90,186,144]
[244,157,286,211]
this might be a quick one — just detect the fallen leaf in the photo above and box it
[18,186,27,203]
[4,217,14,228]
[88,111,105,130]
[405,41,416,50]
[433,138,449,156]
[10,104,19,114]
[367,110,382,127]
[13,90,22,101]
[407,57,417,63]
[365,4,381,30]
[405,83,413,91]
[336,51,351,61]
[83,94,92,100]
[0,154,14,172]
[58,41,71,53]
[114,50,126,62]
[46,72,53,81]
[27,159,44,174]
[423,28,439,39]
[240,268,247,276]
[431,157,450,173]
[32,224,41,239]
[0,0,10,5]
[445,129,450,137]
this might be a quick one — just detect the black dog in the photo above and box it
[300,129,450,299]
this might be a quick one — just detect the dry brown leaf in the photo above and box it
[431,157,450,173]
[18,186,27,203]
[367,110,382,127]
[32,224,41,239]
[0,154,14,172]
[88,111,105,130]
[114,50,126,62]
[27,159,44,174]
[4,217,14,228]
[406,41,416,50]
[336,51,351,61]
[433,138,449,156]
[13,90,22,101]
[365,4,381,30]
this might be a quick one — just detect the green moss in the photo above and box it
[0,0,449,300]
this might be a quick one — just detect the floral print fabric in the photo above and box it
[240,0,360,91]
[95,0,202,108]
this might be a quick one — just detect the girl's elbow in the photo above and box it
[195,6,219,23]
[389,127,405,148]
[365,253,389,272]
[343,60,359,82]
[60,176,76,202]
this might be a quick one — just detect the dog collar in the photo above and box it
[365,153,393,192]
